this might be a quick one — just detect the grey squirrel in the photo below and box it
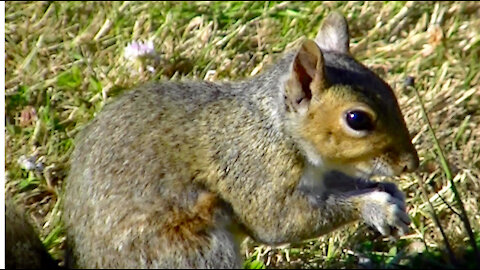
[8,11,419,269]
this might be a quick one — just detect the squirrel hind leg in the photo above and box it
[159,191,242,268]
[68,190,241,268]
[160,226,242,269]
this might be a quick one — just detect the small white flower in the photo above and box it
[123,40,156,61]
[18,155,36,171]
[17,155,45,172]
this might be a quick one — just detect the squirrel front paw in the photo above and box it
[360,191,411,237]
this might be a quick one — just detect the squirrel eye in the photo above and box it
[345,110,374,131]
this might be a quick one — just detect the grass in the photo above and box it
[5,1,480,268]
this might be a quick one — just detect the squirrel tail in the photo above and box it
[5,198,60,269]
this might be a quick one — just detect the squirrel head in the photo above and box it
[283,12,419,178]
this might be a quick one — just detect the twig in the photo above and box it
[434,188,462,218]
[416,175,457,265]
[410,80,479,260]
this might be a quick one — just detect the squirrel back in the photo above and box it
[62,12,418,268]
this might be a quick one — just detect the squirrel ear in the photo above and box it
[285,39,329,113]
[315,12,350,54]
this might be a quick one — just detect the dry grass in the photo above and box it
[5,1,480,268]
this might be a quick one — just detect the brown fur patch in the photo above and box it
[162,192,219,248]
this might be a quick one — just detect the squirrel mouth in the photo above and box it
[351,161,396,178]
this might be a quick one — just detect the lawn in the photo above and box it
[5,1,480,268]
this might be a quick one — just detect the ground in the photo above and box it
[5,1,480,269]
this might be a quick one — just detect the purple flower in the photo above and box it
[124,40,156,60]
